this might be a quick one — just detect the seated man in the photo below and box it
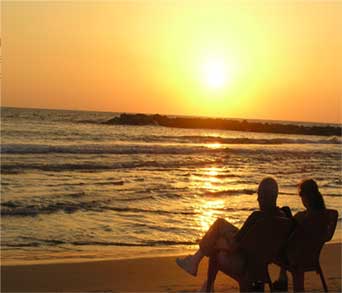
[176,177,287,291]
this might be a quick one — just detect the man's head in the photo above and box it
[257,177,278,211]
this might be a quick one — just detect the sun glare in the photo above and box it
[201,56,231,90]
[207,143,222,149]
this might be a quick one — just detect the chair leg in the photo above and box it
[206,255,219,292]
[239,279,252,292]
[317,264,328,292]
[291,270,304,292]
[252,281,265,292]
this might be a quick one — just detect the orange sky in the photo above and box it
[2,1,342,123]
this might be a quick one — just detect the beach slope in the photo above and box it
[2,242,341,292]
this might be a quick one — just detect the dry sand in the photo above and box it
[1,242,341,292]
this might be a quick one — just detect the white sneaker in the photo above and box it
[176,255,198,276]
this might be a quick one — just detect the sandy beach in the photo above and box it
[1,242,340,292]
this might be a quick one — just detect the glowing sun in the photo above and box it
[201,56,232,90]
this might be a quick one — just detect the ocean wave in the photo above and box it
[115,195,155,202]
[157,135,342,145]
[1,200,99,216]
[4,237,197,248]
[203,188,256,196]
[1,136,341,155]
[191,172,238,179]
[1,142,339,167]
[1,189,268,217]
[103,206,196,216]
[1,159,220,173]
[0,199,198,217]
[1,143,220,155]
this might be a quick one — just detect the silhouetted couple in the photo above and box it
[176,177,327,292]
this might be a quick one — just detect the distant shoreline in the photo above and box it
[105,113,342,136]
[2,106,340,127]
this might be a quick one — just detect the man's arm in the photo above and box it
[234,211,263,243]
[293,211,307,224]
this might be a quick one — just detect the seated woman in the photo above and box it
[273,178,327,291]
[176,177,287,291]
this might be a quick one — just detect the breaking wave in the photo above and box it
[153,135,342,145]
[2,139,340,156]
[0,198,197,217]
[4,237,197,248]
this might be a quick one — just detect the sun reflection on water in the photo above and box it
[207,168,218,177]
[195,199,226,232]
[190,166,228,233]
[190,166,225,192]
[207,143,222,149]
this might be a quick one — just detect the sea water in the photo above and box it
[1,107,341,264]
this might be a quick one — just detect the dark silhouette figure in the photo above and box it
[176,177,292,291]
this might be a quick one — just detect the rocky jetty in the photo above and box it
[105,113,159,125]
[104,113,341,136]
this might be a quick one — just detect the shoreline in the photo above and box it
[2,242,341,292]
[2,238,341,266]
[1,245,198,266]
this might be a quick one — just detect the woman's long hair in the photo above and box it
[299,179,326,210]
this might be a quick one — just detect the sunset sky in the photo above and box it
[2,1,342,123]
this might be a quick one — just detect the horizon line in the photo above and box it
[1,105,341,126]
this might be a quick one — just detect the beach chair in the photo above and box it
[207,216,293,292]
[274,209,338,292]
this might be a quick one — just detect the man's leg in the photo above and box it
[200,218,239,257]
[216,250,247,291]
[176,217,238,277]
[200,249,241,293]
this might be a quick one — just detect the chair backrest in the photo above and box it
[238,216,293,281]
[286,209,338,270]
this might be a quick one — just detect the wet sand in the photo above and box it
[1,242,341,292]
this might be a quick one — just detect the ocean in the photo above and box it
[1,107,341,264]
